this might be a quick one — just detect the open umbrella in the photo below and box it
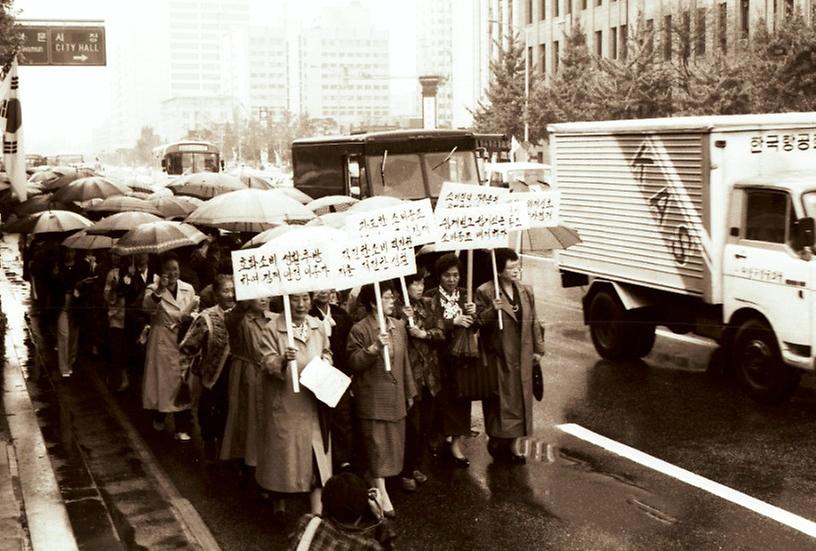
[148,186,173,198]
[30,210,93,234]
[53,176,131,203]
[62,229,116,250]
[86,195,163,216]
[305,211,348,229]
[167,172,246,199]
[112,221,208,256]
[241,224,292,249]
[512,225,582,252]
[28,166,72,184]
[275,187,313,204]
[42,168,97,191]
[87,211,163,235]
[233,171,276,190]
[345,195,403,213]
[14,195,81,216]
[186,189,315,232]
[306,195,359,215]
[149,195,202,219]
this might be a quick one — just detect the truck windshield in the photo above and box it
[366,151,479,199]
[424,150,479,196]
[803,191,816,218]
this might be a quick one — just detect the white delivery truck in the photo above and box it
[551,113,816,403]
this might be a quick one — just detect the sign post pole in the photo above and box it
[490,250,503,330]
[282,295,300,393]
[399,276,414,328]
[374,281,392,372]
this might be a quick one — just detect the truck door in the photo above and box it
[723,188,811,347]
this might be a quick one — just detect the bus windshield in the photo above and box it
[366,151,479,199]
[165,152,220,175]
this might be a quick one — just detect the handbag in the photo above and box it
[532,358,543,402]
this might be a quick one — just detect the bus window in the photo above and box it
[424,150,479,197]
[366,154,425,199]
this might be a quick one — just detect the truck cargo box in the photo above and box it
[550,113,816,302]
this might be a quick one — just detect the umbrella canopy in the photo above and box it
[62,229,116,250]
[167,172,246,199]
[122,180,155,194]
[53,176,131,203]
[306,195,359,215]
[513,225,582,252]
[128,191,152,199]
[186,189,315,232]
[148,186,174,198]
[30,210,93,234]
[275,187,313,204]
[235,172,276,190]
[87,211,163,235]
[241,224,292,249]
[42,168,97,191]
[86,195,164,216]
[305,211,348,229]
[149,195,202,219]
[346,195,404,213]
[28,166,72,184]
[14,195,81,216]
[112,221,208,256]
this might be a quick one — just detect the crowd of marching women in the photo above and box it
[7,173,546,549]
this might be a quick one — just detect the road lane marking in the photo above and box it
[557,423,816,539]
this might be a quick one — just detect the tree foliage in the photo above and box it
[0,1,21,72]
[477,10,816,142]
[472,33,540,142]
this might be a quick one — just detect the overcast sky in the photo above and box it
[13,0,418,155]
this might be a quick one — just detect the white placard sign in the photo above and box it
[338,234,417,286]
[231,248,283,301]
[299,356,351,408]
[273,242,350,295]
[434,202,531,251]
[436,181,509,210]
[504,191,560,228]
[345,198,438,245]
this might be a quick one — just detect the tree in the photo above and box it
[133,126,161,165]
[472,33,538,142]
[0,2,21,72]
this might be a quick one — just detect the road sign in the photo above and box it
[18,24,106,66]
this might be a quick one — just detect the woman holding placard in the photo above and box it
[475,248,546,465]
[347,283,416,518]
[425,253,478,467]
[256,293,333,518]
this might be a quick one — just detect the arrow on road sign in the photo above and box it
[72,54,88,61]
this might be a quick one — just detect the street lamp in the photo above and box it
[488,19,529,144]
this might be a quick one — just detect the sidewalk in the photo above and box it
[0,242,77,551]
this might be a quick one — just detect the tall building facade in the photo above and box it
[520,0,813,77]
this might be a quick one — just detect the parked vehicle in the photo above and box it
[291,129,481,200]
[485,161,551,192]
[552,112,816,403]
[154,141,222,176]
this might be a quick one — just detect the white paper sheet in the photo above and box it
[299,356,351,408]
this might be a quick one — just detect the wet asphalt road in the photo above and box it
[5,238,816,550]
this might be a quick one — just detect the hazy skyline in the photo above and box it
[13,0,418,155]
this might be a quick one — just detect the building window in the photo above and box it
[663,15,672,60]
[595,30,603,56]
[566,0,572,15]
[528,46,533,76]
[645,19,654,57]
[696,8,706,55]
[785,0,794,18]
[527,0,533,23]
[619,24,627,59]
[581,0,587,9]
[681,11,691,59]
[718,2,727,52]
[540,43,546,73]
[610,27,617,59]
[741,0,750,38]
[595,0,602,6]
[541,0,547,20]
[553,0,559,17]
[553,40,559,72]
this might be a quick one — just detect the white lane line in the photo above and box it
[557,423,816,539]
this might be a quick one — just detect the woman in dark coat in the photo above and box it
[475,248,545,464]
[424,253,477,467]
[347,283,416,517]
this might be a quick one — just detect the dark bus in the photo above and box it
[155,141,221,175]
[291,129,481,200]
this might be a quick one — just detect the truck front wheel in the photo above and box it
[733,319,801,404]
[588,291,632,360]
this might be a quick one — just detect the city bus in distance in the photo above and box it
[155,141,222,175]
[291,129,481,201]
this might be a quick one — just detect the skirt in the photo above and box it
[359,418,405,478]
[219,359,260,466]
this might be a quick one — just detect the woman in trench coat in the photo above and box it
[256,293,333,518]
[475,248,545,464]
[142,253,199,441]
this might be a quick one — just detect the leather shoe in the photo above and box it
[448,449,470,468]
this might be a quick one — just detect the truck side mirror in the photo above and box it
[220,160,225,171]
[794,217,815,250]
[160,159,166,169]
